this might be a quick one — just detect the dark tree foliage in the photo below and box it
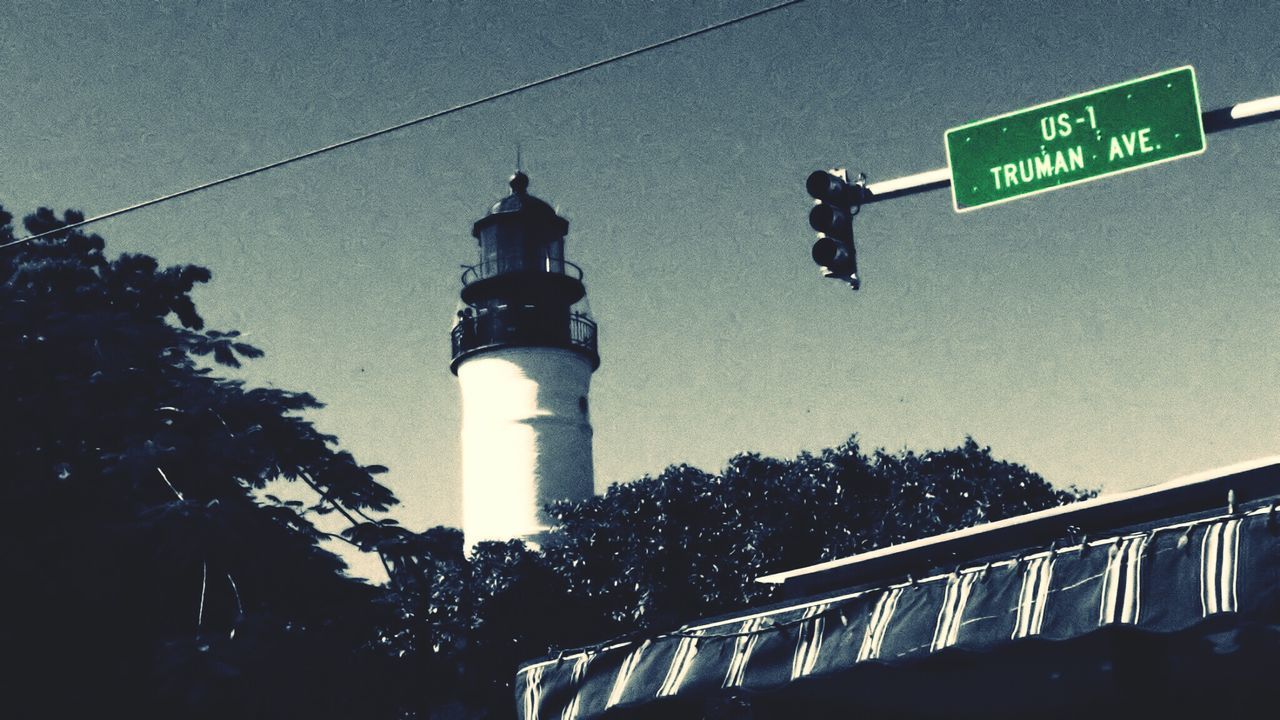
[2,203,1092,720]
[377,437,1090,719]
[0,207,403,719]
[541,436,1090,634]
[364,529,602,719]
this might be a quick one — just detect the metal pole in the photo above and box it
[860,96,1280,205]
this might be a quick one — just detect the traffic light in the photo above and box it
[806,169,862,290]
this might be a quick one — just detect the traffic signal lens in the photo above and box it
[806,170,838,199]
[808,203,849,235]
[811,236,843,267]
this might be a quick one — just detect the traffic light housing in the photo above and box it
[806,169,862,290]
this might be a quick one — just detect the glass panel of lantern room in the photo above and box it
[503,225,530,275]
[479,225,530,278]
[544,235,565,274]
[518,228,544,274]
[479,231,500,279]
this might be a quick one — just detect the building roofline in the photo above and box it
[757,455,1280,592]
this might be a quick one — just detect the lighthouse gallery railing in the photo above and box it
[459,257,584,287]
[451,308,598,362]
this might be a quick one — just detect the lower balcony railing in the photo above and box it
[451,309,598,368]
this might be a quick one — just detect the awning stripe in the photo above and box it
[606,640,649,709]
[1201,518,1242,616]
[1202,523,1218,615]
[560,654,592,720]
[523,663,544,720]
[1100,541,1123,625]
[1100,536,1148,625]
[1032,553,1052,635]
[1014,559,1032,639]
[932,571,979,651]
[1013,554,1054,639]
[931,574,959,652]
[723,618,765,688]
[790,602,830,680]
[1225,518,1241,613]
[1120,535,1148,624]
[858,586,903,662]
[1227,518,1241,611]
[950,571,979,646]
[657,632,700,698]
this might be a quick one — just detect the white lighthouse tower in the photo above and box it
[450,172,599,548]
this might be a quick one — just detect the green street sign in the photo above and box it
[945,66,1205,213]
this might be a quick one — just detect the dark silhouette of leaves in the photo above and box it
[1,204,405,719]
[382,437,1089,719]
[0,203,1095,720]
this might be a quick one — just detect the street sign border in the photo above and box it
[945,65,1206,214]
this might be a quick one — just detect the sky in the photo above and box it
[2,0,1277,555]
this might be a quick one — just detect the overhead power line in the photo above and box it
[0,0,804,251]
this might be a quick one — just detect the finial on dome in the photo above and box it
[509,171,530,194]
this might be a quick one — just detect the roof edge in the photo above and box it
[756,455,1280,587]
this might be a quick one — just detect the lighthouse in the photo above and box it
[450,172,600,548]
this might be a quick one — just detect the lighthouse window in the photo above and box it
[546,237,565,273]
[480,233,500,271]
[578,396,588,415]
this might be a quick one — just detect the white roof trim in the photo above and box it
[755,455,1280,585]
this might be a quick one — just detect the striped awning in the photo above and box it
[516,504,1280,720]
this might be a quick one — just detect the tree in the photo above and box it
[1,206,403,719]
[368,528,604,719]
[541,436,1090,635]
[0,203,1092,720]
[381,437,1090,719]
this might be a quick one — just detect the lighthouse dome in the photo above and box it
[472,172,569,238]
